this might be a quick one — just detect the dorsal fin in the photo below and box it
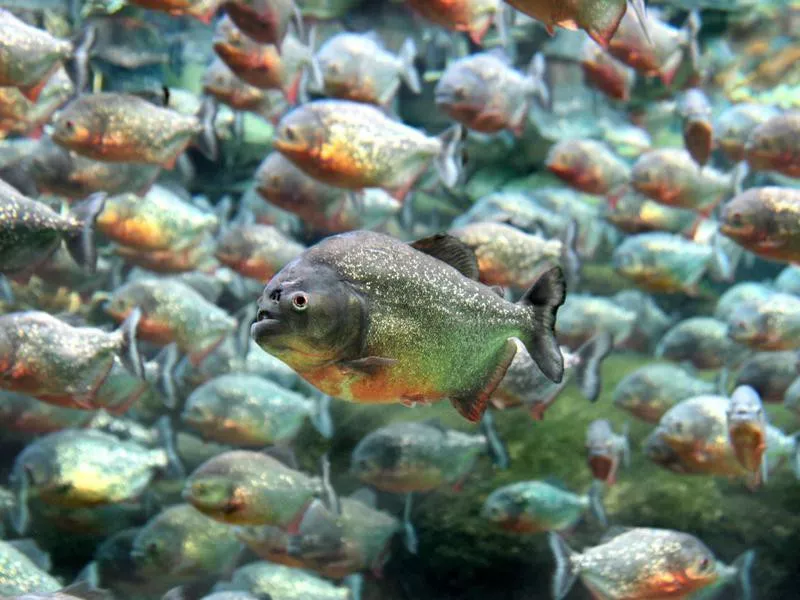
[410,234,479,280]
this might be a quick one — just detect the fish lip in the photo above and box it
[272,138,305,154]
[251,318,282,340]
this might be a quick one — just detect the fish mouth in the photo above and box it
[272,137,305,155]
[251,317,283,341]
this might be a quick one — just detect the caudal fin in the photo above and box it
[434,124,463,189]
[65,192,107,274]
[65,23,97,97]
[403,492,418,555]
[195,97,219,162]
[117,307,144,380]
[526,52,550,107]
[311,394,334,439]
[561,219,581,293]
[587,480,608,527]
[574,332,613,403]
[548,533,580,600]
[732,550,756,600]
[399,38,421,94]
[11,466,31,535]
[156,416,186,479]
[480,409,510,469]
[518,267,567,384]
[152,343,179,410]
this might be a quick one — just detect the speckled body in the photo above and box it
[726,291,800,351]
[719,187,800,264]
[715,104,780,162]
[203,58,290,115]
[657,317,746,370]
[131,503,243,582]
[182,374,315,447]
[0,540,60,595]
[556,294,635,349]
[632,149,735,214]
[546,139,630,196]
[0,391,93,436]
[612,233,718,295]
[0,68,72,138]
[215,224,305,282]
[404,0,501,44]
[12,429,167,507]
[255,152,399,234]
[98,185,218,252]
[0,10,71,93]
[50,93,202,166]
[214,561,350,600]
[273,100,445,192]
[0,311,129,407]
[562,528,720,599]
[734,351,799,403]
[292,496,401,578]
[613,365,716,424]
[350,421,488,493]
[222,0,296,45]
[505,0,627,47]
[481,480,589,533]
[435,53,536,134]
[745,112,800,178]
[608,10,686,78]
[450,222,562,289]
[184,450,323,526]
[105,279,236,365]
[605,186,697,236]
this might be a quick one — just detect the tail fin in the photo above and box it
[0,274,14,305]
[8,539,51,571]
[344,573,364,600]
[730,161,749,196]
[732,550,756,600]
[575,332,612,403]
[548,533,580,600]
[480,409,510,469]
[300,25,323,97]
[156,416,185,479]
[790,431,800,480]
[561,219,581,290]
[587,480,607,527]
[117,307,144,380]
[399,38,421,94]
[11,466,31,535]
[66,23,97,96]
[65,192,107,274]
[151,344,179,410]
[311,394,334,439]
[526,53,550,107]
[517,266,567,384]
[434,124,463,189]
[195,97,219,162]
[630,0,652,45]
[403,492,418,555]
[320,453,340,515]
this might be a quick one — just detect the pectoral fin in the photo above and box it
[340,356,398,375]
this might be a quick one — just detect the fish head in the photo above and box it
[480,486,525,529]
[434,63,489,117]
[213,16,248,55]
[726,304,765,345]
[131,525,184,575]
[643,430,685,471]
[631,152,669,197]
[670,536,720,590]
[726,385,764,426]
[182,472,240,518]
[252,260,366,369]
[273,106,328,164]
[50,104,94,150]
[611,242,645,278]
[718,193,766,243]
[350,431,405,486]
[545,142,583,181]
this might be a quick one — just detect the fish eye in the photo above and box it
[64,120,75,130]
[454,86,466,100]
[674,422,683,434]
[329,63,341,75]
[730,212,743,226]
[698,556,711,571]
[291,291,309,312]
[146,541,160,556]
[283,126,297,142]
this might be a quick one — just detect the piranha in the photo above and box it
[350,416,508,493]
[678,88,713,167]
[714,281,775,324]
[656,317,747,371]
[503,0,649,48]
[272,100,463,201]
[50,92,217,169]
[183,450,325,527]
[549,528,752,600]
[776,266,800,296]
[404,0,506,45]
[222,0,299,46]
[613,364,717,424]
[0,391,94,437]
[603,185,697,236]
[316,33,420,106]
[234,524,307,569]
[128,0,225,23]
[114,237,216,274]
[585,419,630,486]
[726,291,800,351]
[580,40,636,102]
[213,561,350,600]
[631,149,746,216]
[435,51,548,136]
[0,538,61,595]
[215,224,305,282]
[556,294,636,350]
[719,187,800,265]
[0,180,106,275]
[255,152,400,235]
[715,104,780,162]
[546,139,630,196]
[0,310,142,409]
[202,58,290,116]
[0,68,74,140]
[181,373,333,447]
[251,231,565,421]
[744,111,800,178]
[727,385,769,486]
[481,480,606,533]
[733,351,800,404]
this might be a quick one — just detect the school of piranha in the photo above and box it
[0,0,798,598]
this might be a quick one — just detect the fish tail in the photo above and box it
[0,274,14,305]
[65,192,107,274]
[731,161,749,196]
[790,430,800,480]
[403,492,418,555]
[152,343,180,410]
[517,266,567,384]
[548,533,580,600]
[344,574,364,600]
[311,394,335,439]
[629,0,652,45]
[588,480,608,527]
[434,124,463,189]
[560,219,581,290]
[399,38,421,94]
[494,4,515,59]
[574,332,612,403]
[116,306,144,380]
[479,409,510,469]
[526,52,550,108]
[195,96,219,162]
[65,22,98,97]
[732,550,756,600]
[10,466,30,535]
[302,24,324,94]
[320,453,340,514]
[156,415,186,479]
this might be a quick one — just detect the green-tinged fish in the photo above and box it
[215,224,305,282]
[556,294,636,349]
[0,390,94,437]
[182,374,332,447]
[656,317,747,370]
[549,528,751,600]
[0,180,106,274]
[481,480,605,533]
[715,103,780,162]
[183,450,324,526]
[734,351,799,403]
[604,185,697,236]
[745,111,800,178]
[612,290,673,352]
[546,139,630,196]
[586,419,630,486]
[5,581,112,600]
[350,418,507,493]
[97,185,218,252]
[213,561,350,600]
[613,364,716,424]
[234,524,307,568]
[713,281,774,323]
[719,187,800,265]
[0,310,142,409]
[130,504,243,583]
[10,427,182,533]
[726,291,800,351]
[726,385,768,486]
[435,51,548,136]
[251,231,565,422]
[404,0,504,45]
[105,278,236,365]
[0,539,60,595]
[50,93,217,169]
[273,100,462,200]
[677,89,713,167]
[255,152,400,235]
[613,232,733,296]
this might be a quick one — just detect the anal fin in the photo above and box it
[451,339,516,422]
